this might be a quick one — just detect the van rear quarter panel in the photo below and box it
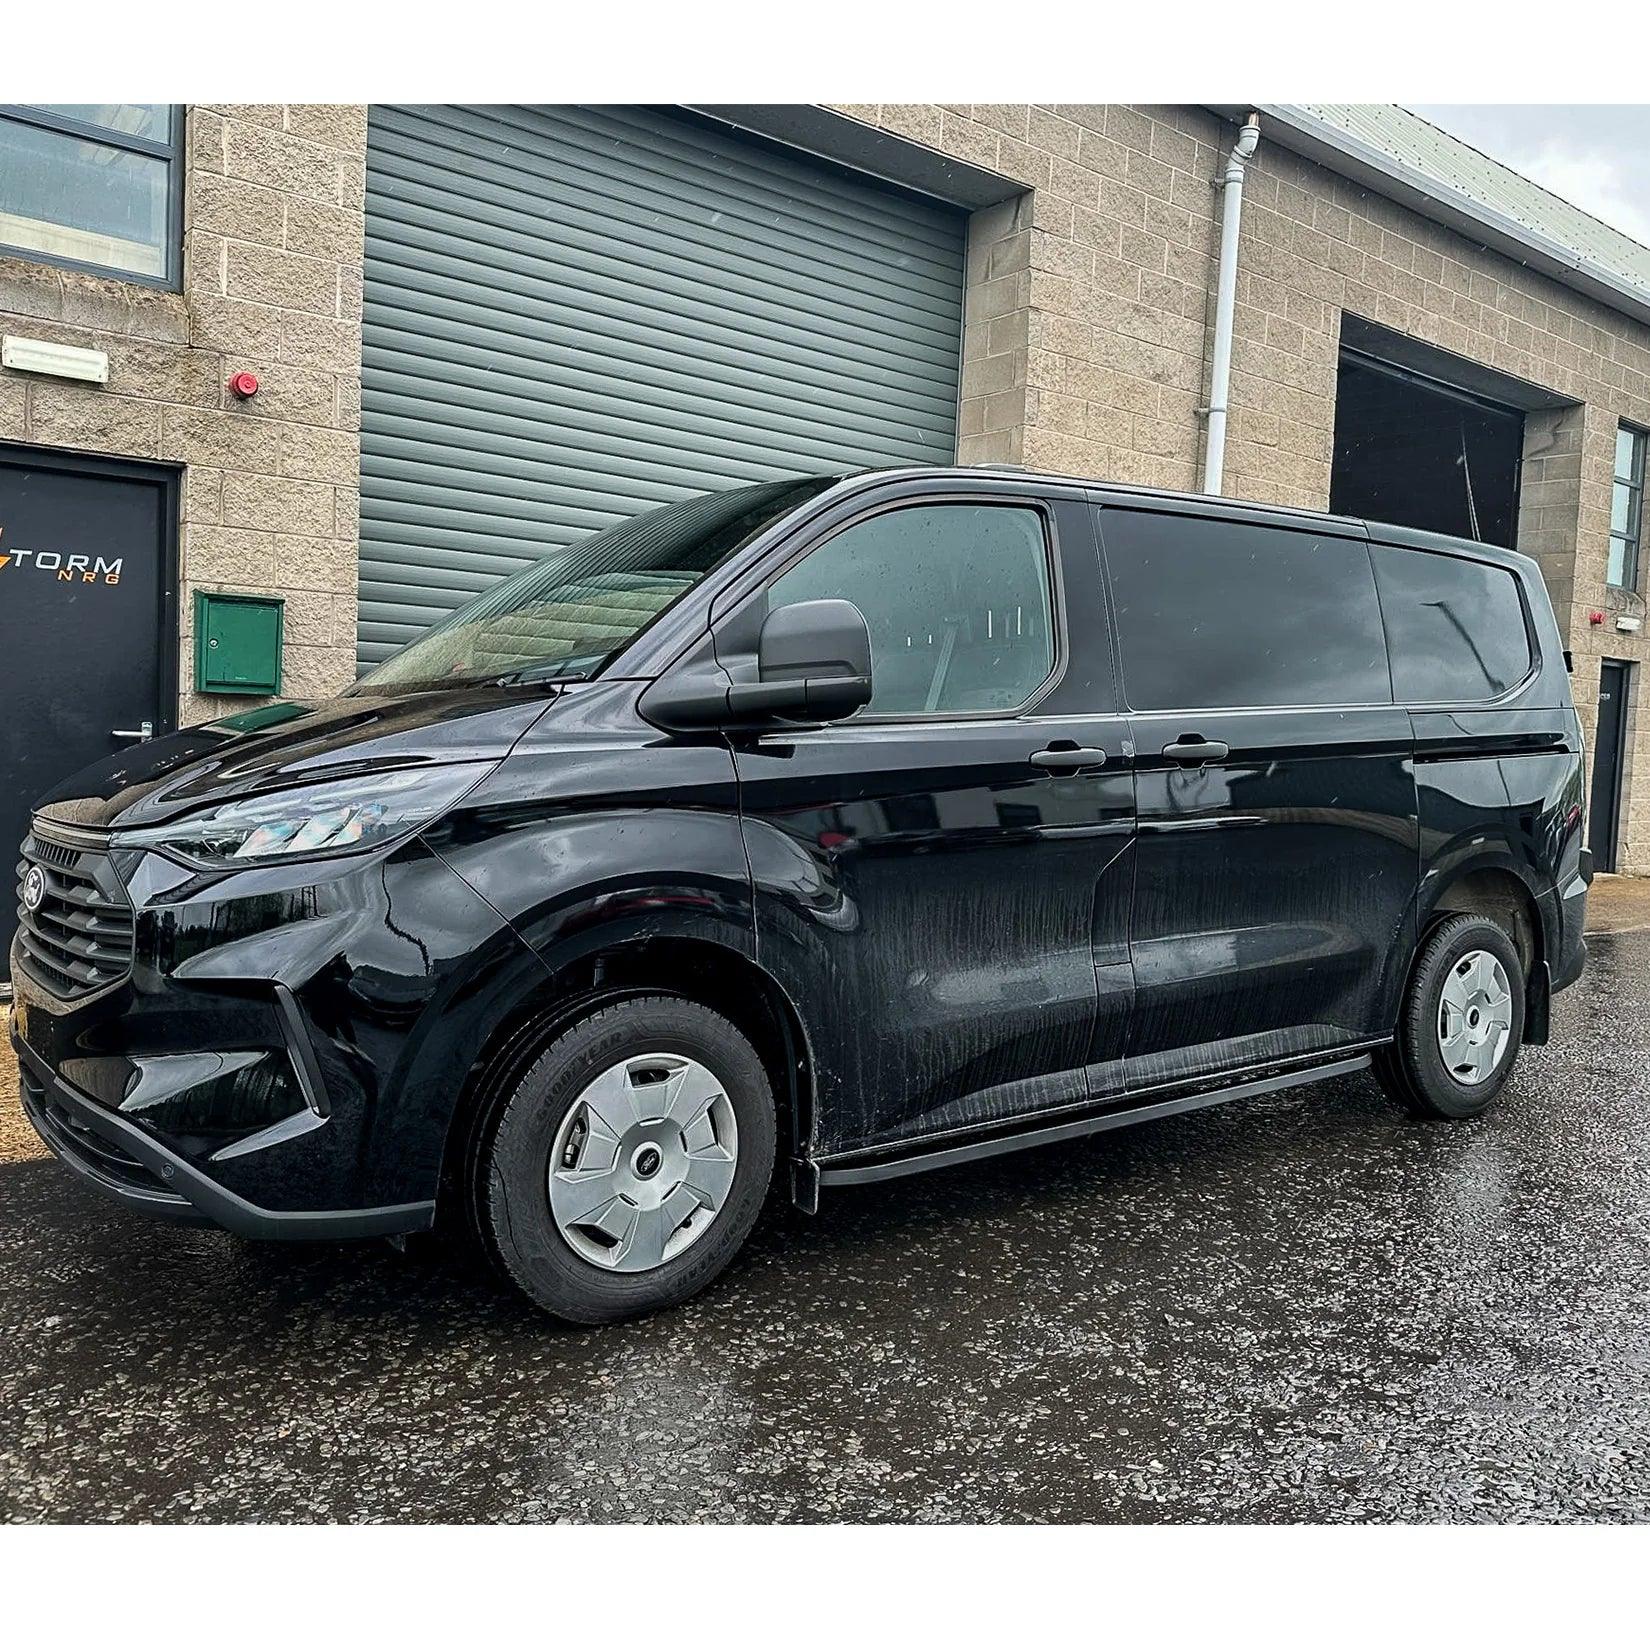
[1375,532,1584,1011]
[1408,706,1586,992]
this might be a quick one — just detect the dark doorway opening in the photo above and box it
[1331,349,1525,549]
[1590,659,1632,872]
[0,444,178,983]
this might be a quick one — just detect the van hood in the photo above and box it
[31,686,556,833]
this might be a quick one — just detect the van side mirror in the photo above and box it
[638,598,874,731]
[727,599,873,723]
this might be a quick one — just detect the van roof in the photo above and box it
[829,465,1537,574]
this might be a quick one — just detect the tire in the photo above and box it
[479,995,776,1324]
[1373,914,1526,1120]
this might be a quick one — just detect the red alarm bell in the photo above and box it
[229,371,260,400]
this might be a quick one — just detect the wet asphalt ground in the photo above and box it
[4,910,1649,1523]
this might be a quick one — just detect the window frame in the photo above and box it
[745,490,1071,727]
[1609,422,1647,593]
[0,103,184,290]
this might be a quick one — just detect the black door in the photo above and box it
[1590,660,1630,871]
[1098,504,1419,1089]
[732,488,1136,1159]
[0,446,177,979]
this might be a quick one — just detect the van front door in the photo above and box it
[733,486,1136,1161]
[1097,503,1418,1088]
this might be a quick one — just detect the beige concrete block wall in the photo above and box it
[846,103,1650,869]
[0,104,366,728]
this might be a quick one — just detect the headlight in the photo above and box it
[115,764,491,868]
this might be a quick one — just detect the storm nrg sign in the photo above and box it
[0,531,123,585]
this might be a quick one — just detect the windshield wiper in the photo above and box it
[493,662,595,687]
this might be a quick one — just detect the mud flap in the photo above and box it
[1524,960,1552,1046]
[790,1157,820,1214]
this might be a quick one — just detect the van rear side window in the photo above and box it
[1099,509,1389,711]
[1372,546,1532,703]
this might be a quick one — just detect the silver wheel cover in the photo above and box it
[1437,949,1513,1086]
[548,1053,739,1272]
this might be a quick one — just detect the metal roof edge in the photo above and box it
[1205,103,1650,333]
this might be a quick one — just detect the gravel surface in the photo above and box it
[2,927,1647,1523]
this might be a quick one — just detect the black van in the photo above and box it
[11,468,1590,1322]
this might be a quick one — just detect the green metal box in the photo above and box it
[194,591,284,695]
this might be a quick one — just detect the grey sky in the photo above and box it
[1411,106,1650,249]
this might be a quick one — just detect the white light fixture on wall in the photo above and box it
[1,335,110,384]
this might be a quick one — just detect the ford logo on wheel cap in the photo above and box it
[22,865,46,913]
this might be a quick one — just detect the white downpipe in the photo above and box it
[1202,112,1261,495]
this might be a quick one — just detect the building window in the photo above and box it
[1609,423,1647,590]
[0,105,183,287]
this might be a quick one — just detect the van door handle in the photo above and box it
[1029,745,1109,772]
[1162,735,1228,765]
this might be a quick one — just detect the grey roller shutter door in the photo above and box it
[359,104,967,668]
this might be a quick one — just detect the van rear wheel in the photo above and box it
[480,996,776,1323]
[1374,914,1526,1120]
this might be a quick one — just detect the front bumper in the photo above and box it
[14,1036,432,1239]
[10,823,530,1240]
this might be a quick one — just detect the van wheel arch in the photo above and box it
[1391,865,1547,1048]
[437,938,814,1237]
[1426,866,1541,978]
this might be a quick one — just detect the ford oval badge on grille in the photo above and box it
[22,864,46,913]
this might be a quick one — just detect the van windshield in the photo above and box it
[354,476,839,692]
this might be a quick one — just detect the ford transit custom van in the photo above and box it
[11,468,1590,1321]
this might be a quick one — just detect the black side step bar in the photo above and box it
[814,1053,1375,1189]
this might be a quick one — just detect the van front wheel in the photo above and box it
[481,996,776,1323]
[1374,914,1526,1120]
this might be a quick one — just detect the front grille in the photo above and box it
[14,828,135,1000]
[26,834,78,870]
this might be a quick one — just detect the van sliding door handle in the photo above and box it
[1029,746,1109,772]
[1162,736,1228,765]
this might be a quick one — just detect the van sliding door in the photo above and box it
[1096,504,1419,1090]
